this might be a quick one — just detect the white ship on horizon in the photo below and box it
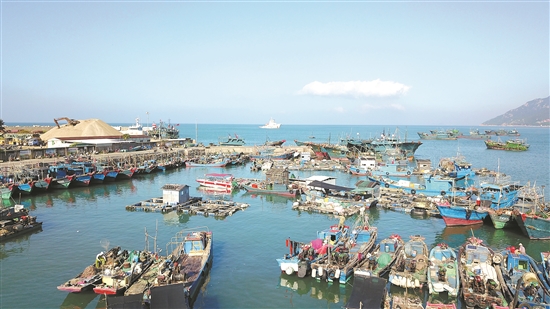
[260,118,281,129]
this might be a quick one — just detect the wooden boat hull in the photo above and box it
[436,205,488,226]
[488,209,517,229]
[57,272,102,293]
[514,213,550,240]
[0,221,43,242]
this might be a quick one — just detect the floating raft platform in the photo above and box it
[291,200,364,216]
[126,197,249,217]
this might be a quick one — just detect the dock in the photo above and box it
[126,196,250,217]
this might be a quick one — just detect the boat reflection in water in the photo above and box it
[60,291,98,309]
[242,192,296,205]
[279,274,349,305]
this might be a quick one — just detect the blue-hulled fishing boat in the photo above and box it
[502,249,550,308]
[368,174,463,197]
[369,159,414,178]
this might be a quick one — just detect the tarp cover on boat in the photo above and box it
[150,283,190,309]
[307,180,352,192]
[106,294,145,309]
[345,274,387,309]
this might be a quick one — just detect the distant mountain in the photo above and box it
[482,96,549,126]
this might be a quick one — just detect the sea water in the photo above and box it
[0,124,548,309]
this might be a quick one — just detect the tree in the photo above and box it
[0,119,5,134]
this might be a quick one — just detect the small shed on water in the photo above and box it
[162,184,190,205]
[265,167,291,185]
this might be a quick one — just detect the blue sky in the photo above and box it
[2,1,548,125]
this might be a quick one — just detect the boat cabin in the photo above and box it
[356,156,376,170]
[161,184,190,205]
[317,225,348,245]
[183,232,209,256]
[465,244,490,265]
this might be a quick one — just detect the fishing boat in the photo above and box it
[514,212,550,240]
[276,223,349,278]
[354,234,405,278]
[310,214,377,284]
[240,181,298,197]
[260,118,281,129]
[362,128,423,159]
[427,243,460,297]
[457,236,509,309]
[57,246,123,293]
[185,158,230,168]
[147,227,213,309]
[436,199,489,226]
[485,138,530,151]
[501,248,550,308]
[0,185,12,199]
[369,159,414,178]
[196,173,234,191]
[495,128,521,136]
[263,138,285,146]
[542,252,550,286]
[389,235,429,289]
[148,120,179,139]
[218,134,245,146]
[368,174,461,197]
[488,182,544,229]
[417,129,460,140]
[457,129,492,140]
[0,205,43,242]
[93,249,155,295]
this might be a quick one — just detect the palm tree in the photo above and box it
[0,119,5,133]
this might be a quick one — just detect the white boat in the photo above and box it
[260,118,281,129]
[196,173,234,190]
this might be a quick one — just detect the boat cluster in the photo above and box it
[278,216,550,309]
[0,204,42,241]
[57,227,213,309]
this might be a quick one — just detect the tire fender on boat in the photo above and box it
[311,268,317,278]
[407,171,411,175]
[285,267,294,275]
[384,183,390,188]
[440,191,446,196]
[411,189,416,195]
[493,253,503,265]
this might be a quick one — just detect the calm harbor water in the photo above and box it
[0,124,548,309]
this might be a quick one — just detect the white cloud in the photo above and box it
[334,106,345,113]
[390,104,405,111]
[298,79,411,98]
